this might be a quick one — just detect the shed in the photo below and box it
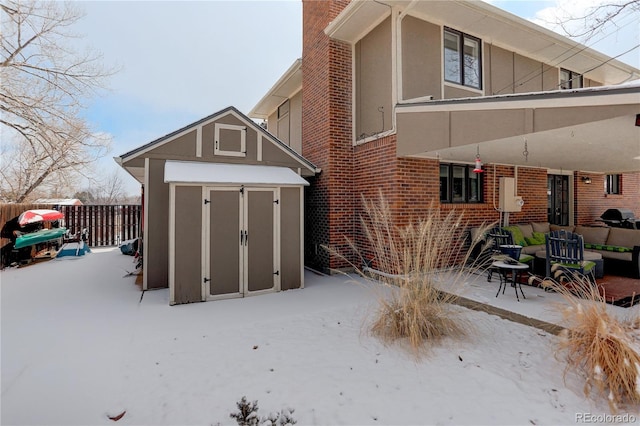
[115,106,318,304]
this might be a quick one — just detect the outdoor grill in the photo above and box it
[599,208,639,229]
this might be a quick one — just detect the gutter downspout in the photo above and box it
[393,0,419,133]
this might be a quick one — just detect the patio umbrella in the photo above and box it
[17,209,64,226]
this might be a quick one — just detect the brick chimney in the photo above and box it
[301,0,354,272]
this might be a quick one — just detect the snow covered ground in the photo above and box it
[1,247,637,425]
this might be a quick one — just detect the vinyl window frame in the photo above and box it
[560,68,583,90]
[605,174,621,194]
[440,163,483,203]
[443,28,482,90]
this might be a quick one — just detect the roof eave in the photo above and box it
[249,59,303,120]
[325,0,639,85]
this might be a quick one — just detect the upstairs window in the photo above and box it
[560,68,583,89]
[444,28,482,89]
[440,164,483,203]
[605,174,621,194]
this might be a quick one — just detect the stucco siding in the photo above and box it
[486,44,513,95]
[402,16,441,101]
[450,109,529,146]
[444,84,482,99]
[542,65,559,91]
[533,104,636,132]
[514,53,543,94]
[396,111,450,156]
[355,16,392,138]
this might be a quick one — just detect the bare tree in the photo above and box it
[93,170,126,205]
[547,0,640,41]
[0,0,114,202]
[72,170,138,205]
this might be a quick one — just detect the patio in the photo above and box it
[435,269,640,332]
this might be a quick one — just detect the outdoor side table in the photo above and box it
[492,260,529,302]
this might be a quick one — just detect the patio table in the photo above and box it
[492,260,529,302]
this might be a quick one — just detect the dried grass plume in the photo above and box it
[327,191,491,357]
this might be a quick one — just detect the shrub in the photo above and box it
[230,397,296,426]
[230,397,260,426]
[533,275,640,413]
[329,192,492,356]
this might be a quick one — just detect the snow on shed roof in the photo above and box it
[164,161,310,186]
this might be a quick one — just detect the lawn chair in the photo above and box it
[486,227,534,282]
[545,230,596,284]
[487,227,514,282]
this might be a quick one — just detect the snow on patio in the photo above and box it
[1,248,636,425]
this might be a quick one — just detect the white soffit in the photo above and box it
[164,161,310,186]
[249,59,303,119]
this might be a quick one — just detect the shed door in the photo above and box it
[207,188,242,297]
[205,187,277,299]
[246,189,276,292]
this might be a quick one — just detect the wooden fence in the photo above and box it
[1,204,141,248]
[59,205,141,247]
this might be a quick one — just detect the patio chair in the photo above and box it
[486,227,534,282]
[545,230,596,284]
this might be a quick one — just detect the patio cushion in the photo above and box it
[606,227,640,249]
[575,225,609,246]
[531,222,550,233]
[584,243,631,253]
[516,223,534,239]
[503,226,526,246]
[552,260,596,272]
[519,254,534,264]
[524,231,545,246]
[550,225,575,232]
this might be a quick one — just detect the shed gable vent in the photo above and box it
[214,123,246,157]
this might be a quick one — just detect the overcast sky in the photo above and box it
[73,0,639,195]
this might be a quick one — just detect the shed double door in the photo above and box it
[205,187,278,299]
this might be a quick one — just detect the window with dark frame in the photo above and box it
[560,68,583,89]
[440,164,483,203]
[444,28,482,90]
[605,174,621,194]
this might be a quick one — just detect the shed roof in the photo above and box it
[115,106,318,180]
[164,161,310,186]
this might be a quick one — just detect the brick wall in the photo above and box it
[575,172,640,225]
[300,0,637,273]
[302,0,353,272]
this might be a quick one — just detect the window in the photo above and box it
[605,174,621,194]
[444,28,482,89]
[440,164,483,203]
[560,68,583,89]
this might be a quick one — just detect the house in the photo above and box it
[250,0,640,273]
[115,107,318,304]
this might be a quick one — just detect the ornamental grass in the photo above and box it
[530,274,640,413]
[329,192,492,356]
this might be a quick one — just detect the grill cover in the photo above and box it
[600,208,636,221]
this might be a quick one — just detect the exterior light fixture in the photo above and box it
[473,146,483,173]
[582,176,592,184]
